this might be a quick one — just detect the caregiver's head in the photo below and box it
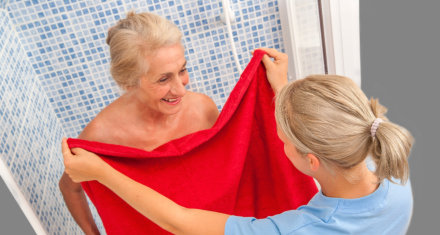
[106,11,184,89]
[275,74,414,184]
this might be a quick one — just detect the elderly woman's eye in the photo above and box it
[159,77,168,82]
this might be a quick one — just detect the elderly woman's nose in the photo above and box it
[171,78,187,96]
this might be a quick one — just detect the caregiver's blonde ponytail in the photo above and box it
[275,75,413,183]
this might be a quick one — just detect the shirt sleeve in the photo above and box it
[225,216,281,235]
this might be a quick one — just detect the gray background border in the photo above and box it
[361,0,439,234]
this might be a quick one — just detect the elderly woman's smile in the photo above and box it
[161,97,181,104]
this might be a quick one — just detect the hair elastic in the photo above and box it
[370,118,383,138]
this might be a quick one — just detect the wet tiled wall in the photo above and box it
[0,9,86,234]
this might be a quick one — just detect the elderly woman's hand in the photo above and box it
[61,138,108,183]
[255,48,288,93]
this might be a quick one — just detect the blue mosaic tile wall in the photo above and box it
[0,9,88,234]
[6,0,286,138]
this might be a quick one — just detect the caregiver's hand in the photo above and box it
[62,138,107,183]
[256,48,288,93]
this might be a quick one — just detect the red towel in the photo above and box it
[67,50,318,234]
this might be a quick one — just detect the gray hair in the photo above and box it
[106,11,182,89]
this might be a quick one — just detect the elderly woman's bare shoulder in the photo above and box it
[186,91,219,126]
[77,101,125,142]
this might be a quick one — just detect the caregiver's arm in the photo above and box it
[61,139,229,235]
[257,48,288,93]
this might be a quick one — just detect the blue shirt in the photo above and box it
[225,179,413,234]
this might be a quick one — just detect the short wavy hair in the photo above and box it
[106,11,182,89]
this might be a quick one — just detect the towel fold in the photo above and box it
[67,50,318,234]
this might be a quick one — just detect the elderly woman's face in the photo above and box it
[139,43,189,115]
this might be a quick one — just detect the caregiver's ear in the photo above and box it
[306,153,320,171]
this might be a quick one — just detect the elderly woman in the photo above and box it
[58,11,219,234]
